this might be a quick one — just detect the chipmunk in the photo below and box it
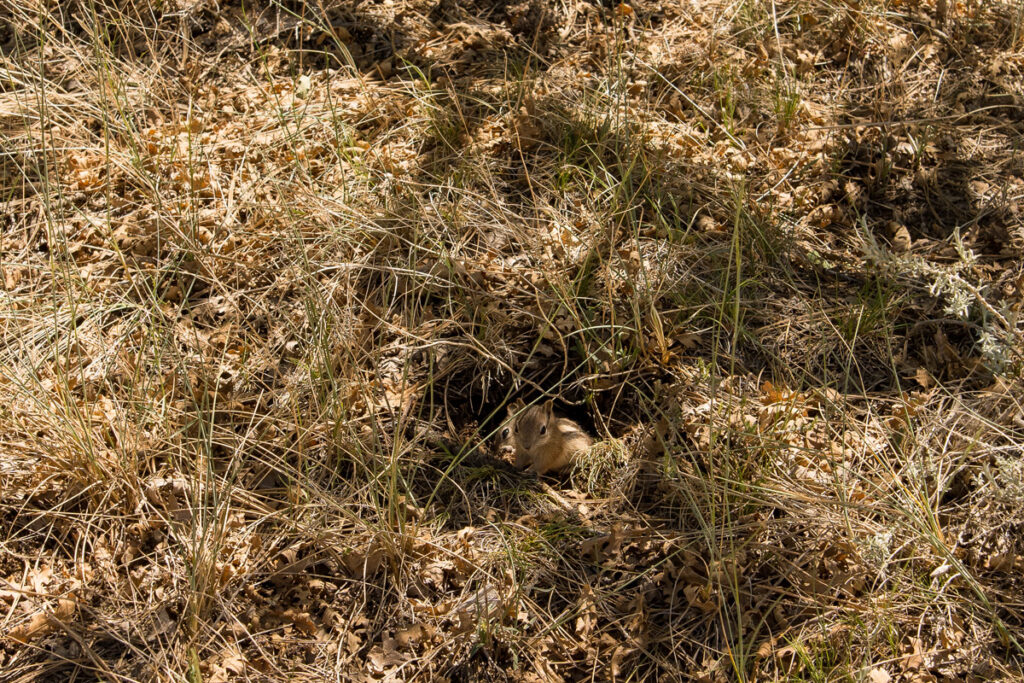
[503,399,592,475]
[494,409,517,460]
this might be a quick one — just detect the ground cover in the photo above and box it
[2,0,1023,679]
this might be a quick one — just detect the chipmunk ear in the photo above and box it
[542,399,554,418]
[507,399,524,417]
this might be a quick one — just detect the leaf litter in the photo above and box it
[2,0,1024,680]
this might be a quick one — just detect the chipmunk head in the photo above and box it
[494,401,520,458]
[513,399,554,469]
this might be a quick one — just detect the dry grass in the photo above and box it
[2,0,1024,680]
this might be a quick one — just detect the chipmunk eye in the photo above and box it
[539,425,546,435]
[501,428,509,439]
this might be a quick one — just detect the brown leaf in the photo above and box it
[887,221,912,252]
[280,608,317,636]
[683,584,717,613]
[913,367,933,389]
[6,597,77,644]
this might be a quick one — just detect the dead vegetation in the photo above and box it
[1,0,1023,680]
